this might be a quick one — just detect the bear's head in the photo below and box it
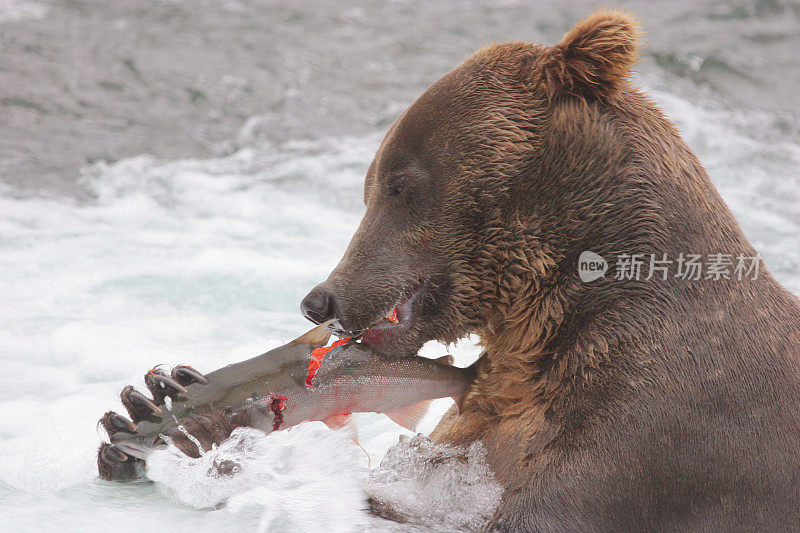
[301,11,736,362]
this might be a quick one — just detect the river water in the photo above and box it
[0,0,798,531]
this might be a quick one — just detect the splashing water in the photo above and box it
[365,435,504,531]
[147,426,369,532]
[145,425,502,532]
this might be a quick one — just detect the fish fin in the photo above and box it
[453,356,485,413]
[328,417,371,466]
[323,413,352,431]
[347,417,360,444]
[434,354,454,365]
[354,435,371,467]
[291,321,333,348]
[324,414,368,463]
[386,400,432,432]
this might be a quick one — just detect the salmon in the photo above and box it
[103,323,478,461]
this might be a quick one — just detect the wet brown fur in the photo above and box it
[306,10,800,531]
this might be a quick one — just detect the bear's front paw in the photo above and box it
[97,364,209,481]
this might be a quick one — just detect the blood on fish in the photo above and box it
[386,307,399,323]
[269,394,288,431]
[306,337,351,387]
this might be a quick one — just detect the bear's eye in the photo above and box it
[388,175,408,197]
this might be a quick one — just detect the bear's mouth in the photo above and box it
[331,280,428,351]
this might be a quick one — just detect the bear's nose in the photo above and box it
[300,284,337,324]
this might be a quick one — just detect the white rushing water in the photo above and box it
[1,3,799,526]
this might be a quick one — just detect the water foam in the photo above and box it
[145,425,503,532]
[365,434,503,531]
[147,425,368,532]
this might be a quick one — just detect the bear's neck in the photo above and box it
[465,219,648,416]
[471,238,673,422]
[468,90,760,415]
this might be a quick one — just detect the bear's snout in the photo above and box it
[300,283,338,325]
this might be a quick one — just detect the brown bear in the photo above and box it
[298,10,800,531]
[96,10,800,530]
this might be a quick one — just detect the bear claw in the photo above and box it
[102,443,129,462]
[97,442,141,480]
[149,373,188,394]
[120,385,162,421]
[144,370,188,403]
[115,442,148,460]
[172,365,208,386]
[100,411,137,435]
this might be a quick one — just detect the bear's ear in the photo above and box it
[542,11,640,100]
